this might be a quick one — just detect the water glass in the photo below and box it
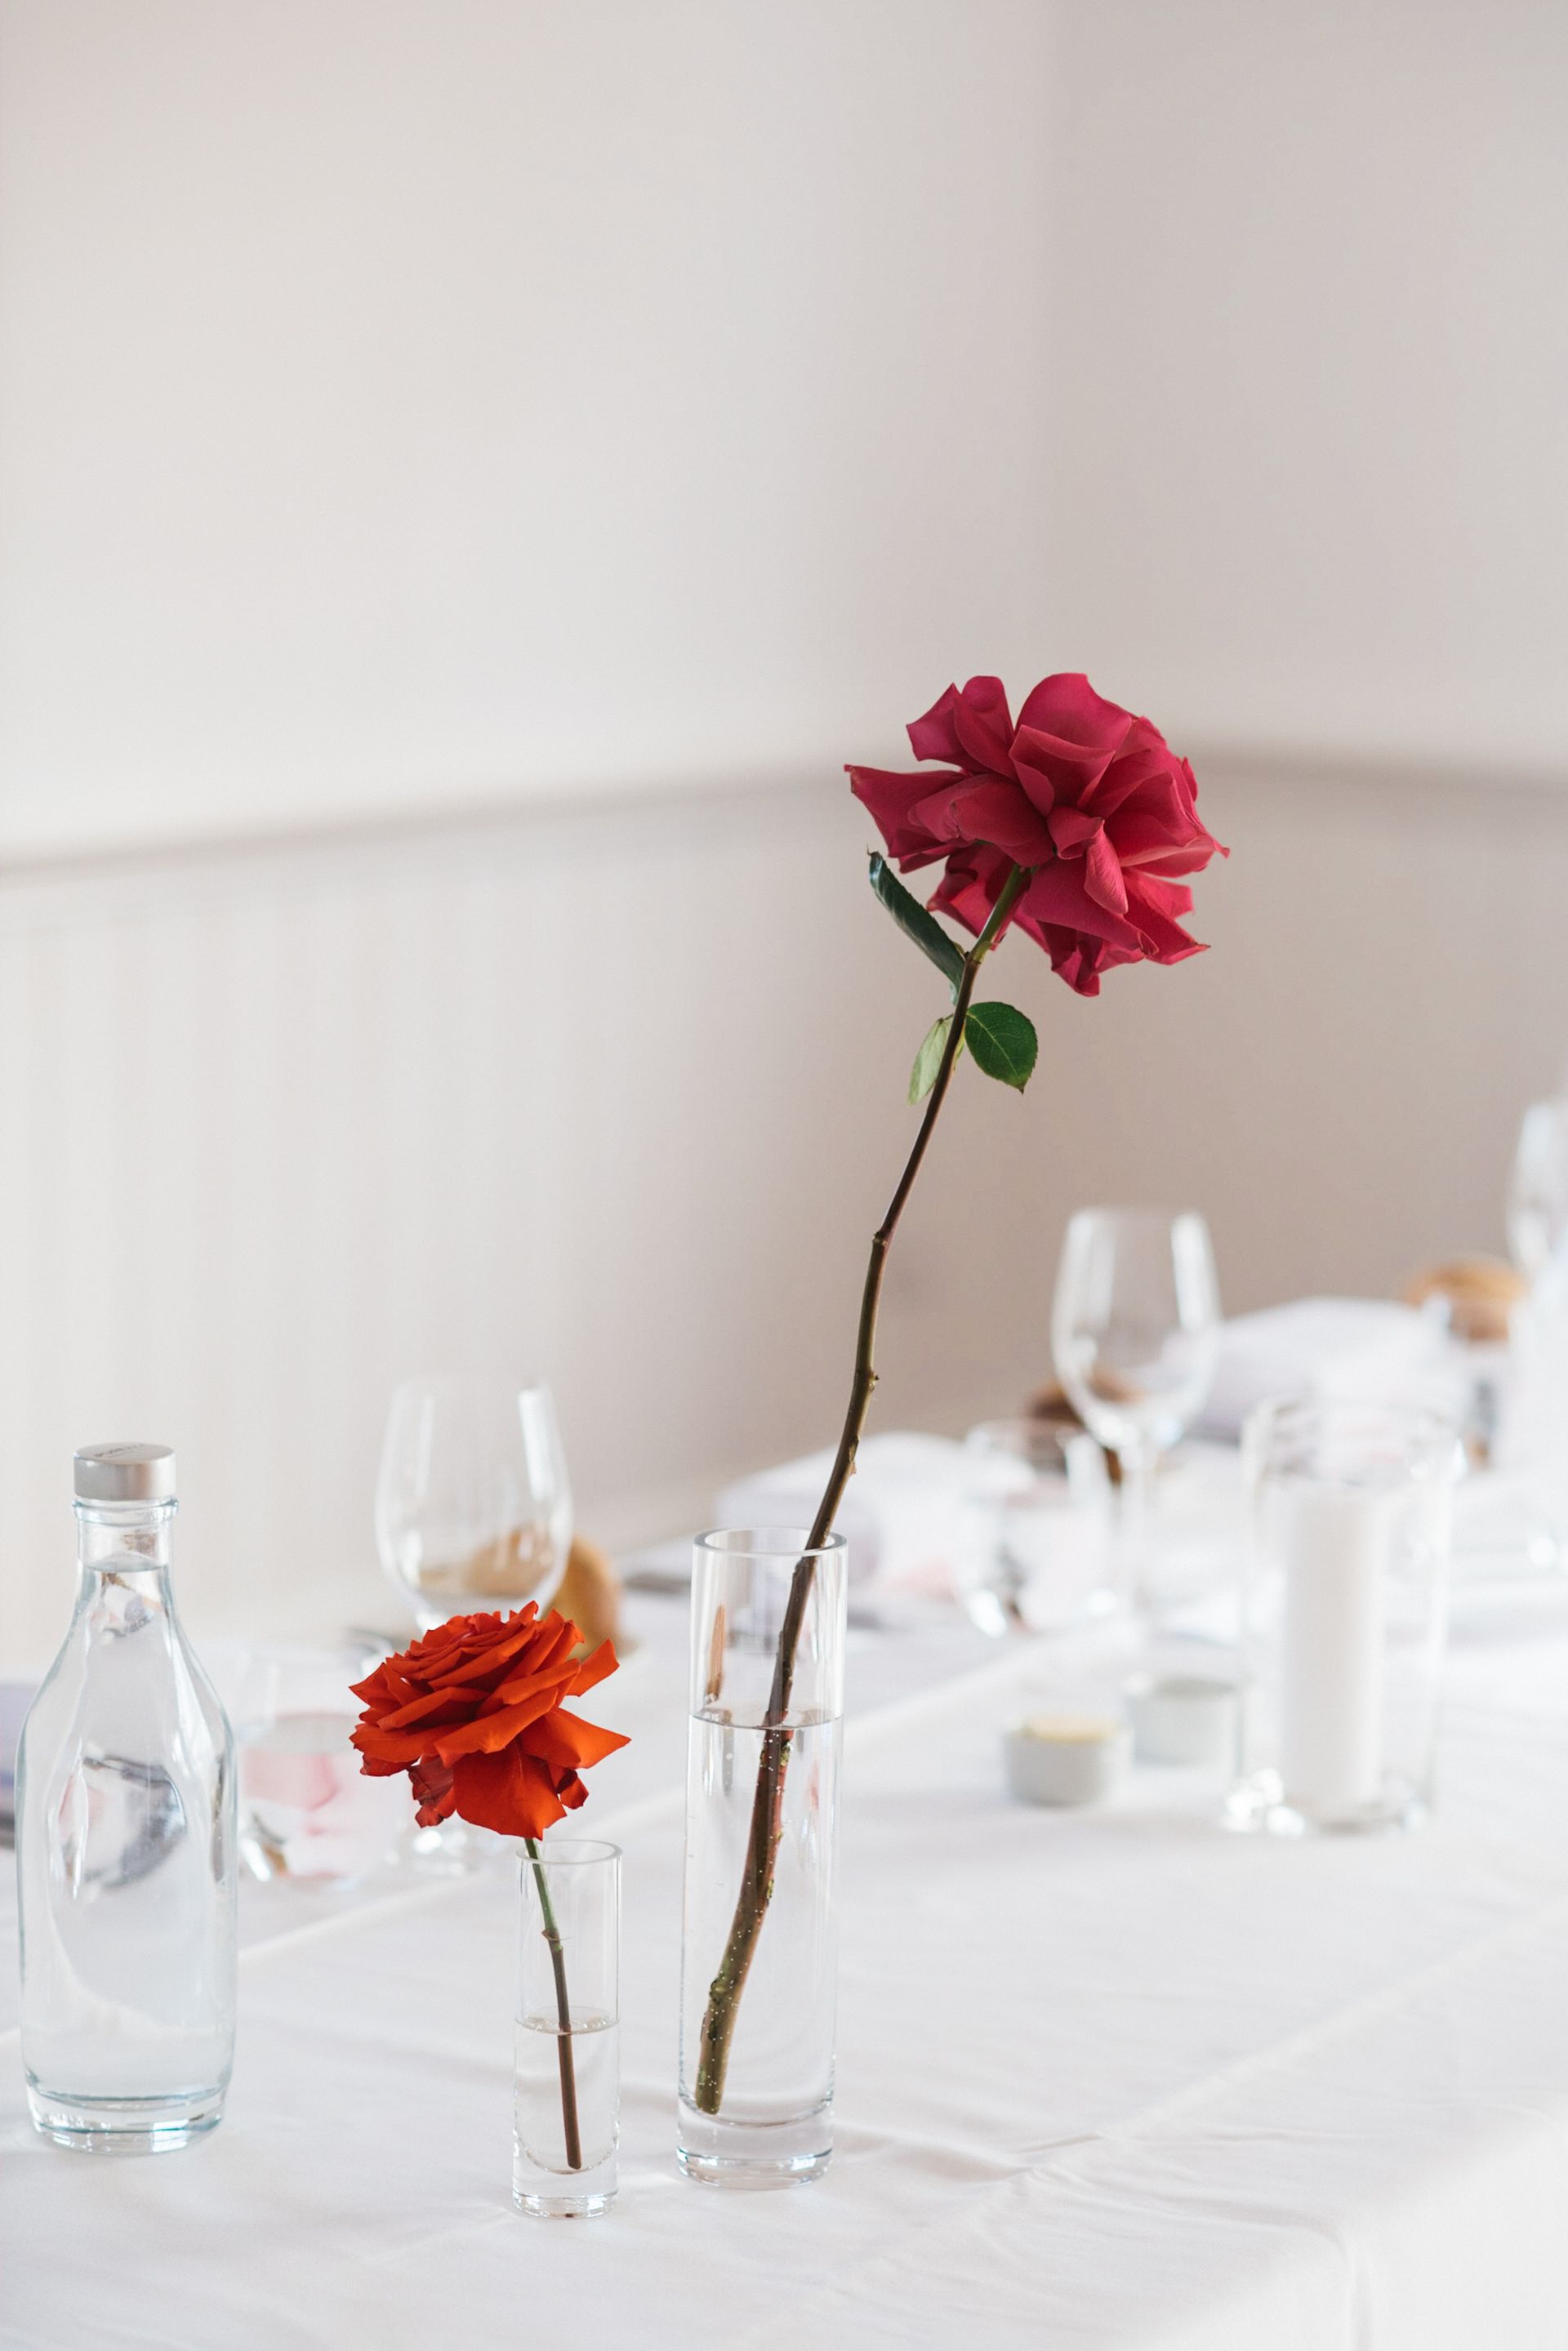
[514,1838,621,2218]
[959,1419,1113,1635]
[1229,1399,1459,1837]
[236,1644,402,1889]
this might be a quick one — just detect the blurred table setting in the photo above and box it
[10,1210,1568,2345]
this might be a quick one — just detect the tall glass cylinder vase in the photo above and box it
[1228,1400,1460,1837]
[678,1529,846,2186]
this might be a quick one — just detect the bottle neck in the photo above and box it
[74,1498,176,1579]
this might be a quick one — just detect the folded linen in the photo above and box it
[715,1431,976,1596]
[1196,1296,1450,1441]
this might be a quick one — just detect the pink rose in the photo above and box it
[848,673,1226,995]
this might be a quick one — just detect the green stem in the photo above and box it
[524,1837,583,2171]
[693,862,1030,2114]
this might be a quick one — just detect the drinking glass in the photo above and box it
[514,1838,621,2218]
[376,1376,572,1869]
[235,1644,402,1890]
[1051,1208,1220,1604]
[1507,1100,1568,1283]
[376,1378,572,1629]
[958,1419,1114,1636]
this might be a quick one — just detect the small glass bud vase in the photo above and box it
[678,1529,846,2186]
[1228,1400,1460,1837]
[514,1838,621,2218]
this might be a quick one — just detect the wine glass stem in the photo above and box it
[1116,1444,1157,1611]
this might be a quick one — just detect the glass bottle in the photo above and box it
[16,1445,238,2151]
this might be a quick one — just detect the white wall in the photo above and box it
[1045,0,1568,769]
[0,0,1055,857]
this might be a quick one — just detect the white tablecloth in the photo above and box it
[5,1583,1568,2350]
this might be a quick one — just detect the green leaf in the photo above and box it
[869,854,966,992]
[965,1000,1038,1092]
[907,1014,955,1105]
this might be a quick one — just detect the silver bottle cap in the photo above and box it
[74,1443,177,1503]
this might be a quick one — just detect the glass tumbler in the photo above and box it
[514,1838,621,2217]
[236,1644,403,1889]
[959,1418,1114,1635]
[1229,1400,1460,1836]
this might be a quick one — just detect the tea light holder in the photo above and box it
[1004,1712,1131,1807]
[1125,1670,1236,1768]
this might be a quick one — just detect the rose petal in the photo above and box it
[848,764,959,862]
[372,1686,488,1734]
[1123,873,1207,963]
[1015,672,1135,752]
[949,677,1016,776]
[929,844,1017,939]
[569,1642,621,1697]
[906,684,964,765]
[430,1685,564,1763]
[451,1744,568,1839]
[1080,827,1129,917]
[352,1722,450,1765]
[1019,862,1144,954]
[945,779,1055,864]
[525,1708,631,1772]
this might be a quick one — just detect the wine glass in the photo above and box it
[375,1377,572,1868]
[376,1376,572,1631]
[1507,1100,1568,1284]
[1050,1208,1220,1607]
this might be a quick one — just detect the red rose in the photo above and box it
[350,1605,628,1839]
[848,672,1226,995]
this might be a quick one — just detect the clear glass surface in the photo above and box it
[236,1643,402,1889]
[1229,1399,1459,1836]
[376,1377,572,1872]
[16,1499,238,2152]
[1508,1099,1568,1283]
[514,1839,620,2218]
[958,1419,1114,1635]
[678,1530,844,2187]
[376,1376,572,1629]
[1051,1208,1221,1602]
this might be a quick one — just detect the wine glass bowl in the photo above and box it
[1052,1209,1219,1451]
[376,1378,572,1632]
[1051,1207,1221,1603]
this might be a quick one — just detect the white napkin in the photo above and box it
[715,1432,974,1595]
[1196,1297,1450,1440]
